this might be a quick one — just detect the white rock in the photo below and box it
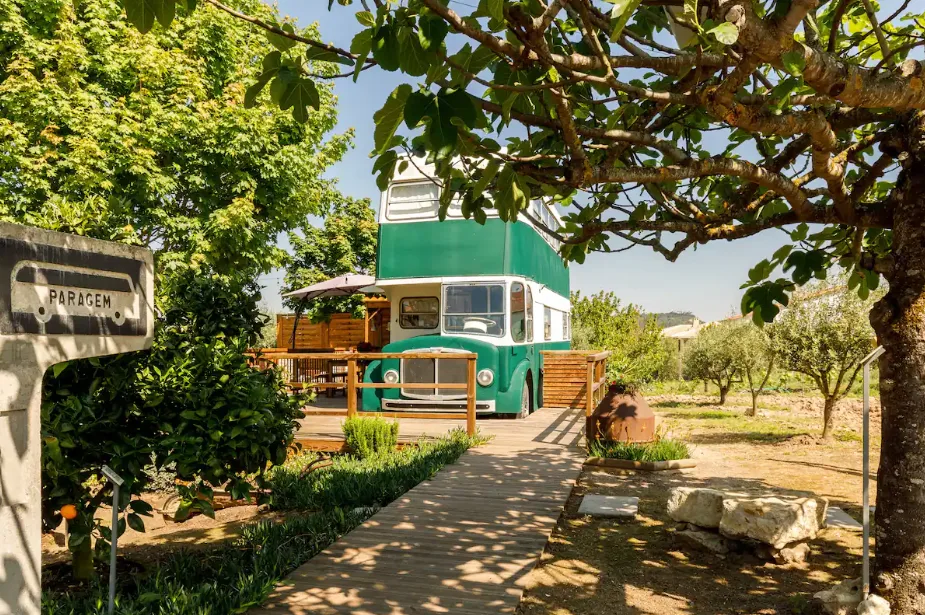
[772,542,811,565]
[667,487,726,529]
[813,578,862,615]
[858,595,890,615]
[719,497,820,549]
[676,528,734,555]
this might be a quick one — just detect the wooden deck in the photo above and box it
[253,407,586,614]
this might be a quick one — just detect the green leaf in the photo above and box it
[280,78,320,123]
[608,0,643,42]
[350,30,373,82]
[127,513,146,533]
[707,22,739,45]
[487,0,504,22]
[372,25,400,71]
[355,11,375,27]
[471,160,500,196]
[495,165,527,220]
[51,362,69,378]
[305,46,353,66]
[782,48,806,76]
[124,0,174,34]
[373,84,412,154]
[404,91,434,128]
[419,14,449,50]
[266,22,297,52]
[244,70,275,108]
[438,89,477,128]
[400,35,431,77]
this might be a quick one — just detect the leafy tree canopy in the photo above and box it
[0,0,351,290]
[571,290,671,384]
[283,196,378,320]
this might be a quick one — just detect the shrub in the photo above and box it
[342,416,399,458]
[682,322,743,405]
[269,428,480,511]
[41,272,302,580]
[587,437,691,462]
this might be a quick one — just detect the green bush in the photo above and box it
[342,416,399,458]
[587,438,691,462]
[41,509,365,615]
[269,428,480,511]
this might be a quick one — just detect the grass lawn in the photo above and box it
[518,392,876,615]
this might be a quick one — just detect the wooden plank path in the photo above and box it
[253,408,586,615]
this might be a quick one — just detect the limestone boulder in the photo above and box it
[676,528,735,555]
[667,487,725,529]
[719,497,821,549]
[858,595,890,615]
[813,578,862,615]
[772,542,811,565]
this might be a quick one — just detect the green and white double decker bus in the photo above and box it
[361,161,571,417]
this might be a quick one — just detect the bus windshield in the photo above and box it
[443,284,505,337]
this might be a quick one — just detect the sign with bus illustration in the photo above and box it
[0,222,153,615]
[362,159,571,417]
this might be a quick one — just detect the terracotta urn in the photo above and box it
[587,384,656,443]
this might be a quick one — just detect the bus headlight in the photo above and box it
[384,369,400,384]
[477,369,494,386]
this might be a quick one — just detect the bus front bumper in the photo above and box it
[381,398,496,414]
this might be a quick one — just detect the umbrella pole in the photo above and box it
[290,298,307,350]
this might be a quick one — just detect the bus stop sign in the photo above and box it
[0,222,154,615]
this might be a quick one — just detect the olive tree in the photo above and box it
[769,283,875,439]
[111,0,925,607]
[682,322,741,405]
[735,322,775,417]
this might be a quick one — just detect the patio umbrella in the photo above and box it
[283,274,378,301]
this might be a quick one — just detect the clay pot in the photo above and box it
[586,386,656,443]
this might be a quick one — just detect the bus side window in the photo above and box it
[544,306,552,341]
[525,286,534,343]
[511,282,526,342]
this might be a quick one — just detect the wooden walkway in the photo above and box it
[253,408,586,615]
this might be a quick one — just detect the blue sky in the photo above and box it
[257,1,835,321]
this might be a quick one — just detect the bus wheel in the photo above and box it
[520,374,533,418]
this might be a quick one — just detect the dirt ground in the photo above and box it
[518,393,876,615]
[41,493,278,567]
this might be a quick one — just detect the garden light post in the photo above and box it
[861,345,885,600]
[101,465,124,615]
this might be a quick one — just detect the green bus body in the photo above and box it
[362,166,571,416]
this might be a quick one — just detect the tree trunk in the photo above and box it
[72,535,94,581]
[870,118,925,613]
[746,391,758,417]
[718,385,728,405]
[821,396,836,440]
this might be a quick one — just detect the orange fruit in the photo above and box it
[60,504,78,520]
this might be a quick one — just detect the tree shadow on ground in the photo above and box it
[517,468,863,615]
[683,431,812,446]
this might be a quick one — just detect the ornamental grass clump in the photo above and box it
[342,416,399,458]
[588,436,691,462]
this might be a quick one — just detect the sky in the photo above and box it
[257,1,829,322]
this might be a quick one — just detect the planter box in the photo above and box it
[583,457,697,471]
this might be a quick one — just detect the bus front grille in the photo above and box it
[401,352,467,399]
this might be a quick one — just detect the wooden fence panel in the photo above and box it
[541,351,609,411]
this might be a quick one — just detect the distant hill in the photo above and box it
[646,311,700,329]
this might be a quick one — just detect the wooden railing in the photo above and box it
[585,351,610,417]
[251,351,477,436]
[540,350,610,411]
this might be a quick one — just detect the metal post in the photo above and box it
[861,346,884,600]
[101,465,124,615]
